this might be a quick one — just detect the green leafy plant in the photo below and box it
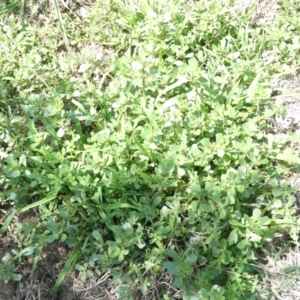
[0,0,300,298]
[0,253,22,284]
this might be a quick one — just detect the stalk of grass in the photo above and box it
[18,193,58,213]
[0,208,17,234]
[51,244,80,295]
[0,0,22,17]
[53,0,70,53]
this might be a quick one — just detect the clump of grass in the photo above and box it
[0,0,300,298]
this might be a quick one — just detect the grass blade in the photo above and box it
[20,105,38,135]
[93,202,142,211]
[18,193,58,213]
[133,136,153,160]
[0,0,22,16]
[30,244,44,278]
[51,245,80,295]
[0,209,17,234]
[53,0,70,53]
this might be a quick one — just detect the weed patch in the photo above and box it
[1,0,300,299]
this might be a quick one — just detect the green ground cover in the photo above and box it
[0,0,300,299]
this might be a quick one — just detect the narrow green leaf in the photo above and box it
[53,0,70,53]
[23,146,61,163]
[33,70,50,89]
[40,116,57,137]
[30,245,43,278]
[247,72,261,101]
[51,245,80,296]
[0,209,17,234]
[0,0,22,16]
[20,105,38,135]
[136,169,157,184]
[18,194,57,213]
[155,76,187,103]
[133,136,152,160]
[72,99,89,114]
[159,97,179,113]
[94,202,141,211]
[206,234,215,245]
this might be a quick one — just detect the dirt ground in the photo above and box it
[0,239,118,300]
[1,0,300,299]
